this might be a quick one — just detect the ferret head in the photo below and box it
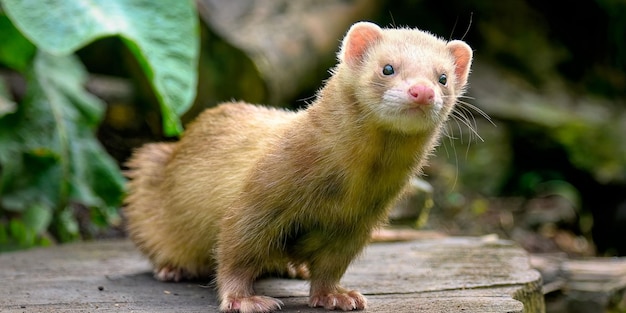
[336,22,473,134]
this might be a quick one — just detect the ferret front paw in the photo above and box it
[220,295,284,313]
[153,266,192,282]
[286,262,310,279]
[309,290,367,311]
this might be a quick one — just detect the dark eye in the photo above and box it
[382,64,394,76]
[438,74,447,85]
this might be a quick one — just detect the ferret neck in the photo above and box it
[303,76,437,171]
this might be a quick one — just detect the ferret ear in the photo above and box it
[340,22,383,67]
[447,40,473,87]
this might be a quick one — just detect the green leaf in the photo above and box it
[0,12,36,72]
[23,203,53,234]
[2,0,199,135]
[0,223,8,244]
[9,218,35,246]
[0,51,125,242]
[0,149,60,213]
[69,138,126,222]
[54,207,79,242]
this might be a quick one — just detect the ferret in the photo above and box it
[124,21,473,312]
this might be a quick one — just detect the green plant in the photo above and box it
[0,0,199,251]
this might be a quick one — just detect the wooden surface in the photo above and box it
[531,253,626,313]
[0,236,544,312]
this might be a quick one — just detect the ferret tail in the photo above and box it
[123,142,175,217]
[123,142,175,251]
[124,142,175,186]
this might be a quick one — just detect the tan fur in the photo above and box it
[124,22,473,312]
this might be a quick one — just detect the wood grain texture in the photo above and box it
[0,237,544,312]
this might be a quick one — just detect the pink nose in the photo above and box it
[408,85,435,105]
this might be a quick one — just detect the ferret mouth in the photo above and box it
[401,104,431,117]
[404,106,426,114]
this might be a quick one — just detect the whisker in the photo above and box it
[441,124,452,158]
[451,109,484,142]
[297,94,318,106]
[439,123,459,190]
[442,122,458,140]
[456,95,476,100]
[452,111,466,143]
[448,127,459,190]
[449,15,459,41]
[388,12,397,28]
[456,114,474,158]
[461,12,473,41]
[455,99,495,126]
[454,104,479,141]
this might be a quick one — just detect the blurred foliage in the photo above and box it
[383,0,626,98]
[380,0,626,255]
[0,0,624,257]
[0,0,199,251]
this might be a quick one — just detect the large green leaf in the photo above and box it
[0,52,125,243]
[2,0,199,135]
[0,13,36,72]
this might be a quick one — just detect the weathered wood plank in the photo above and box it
[532,253,626,312]
[0,237,544,312]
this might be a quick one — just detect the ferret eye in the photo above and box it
[382,64,395,76]
[438,74,447,85]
